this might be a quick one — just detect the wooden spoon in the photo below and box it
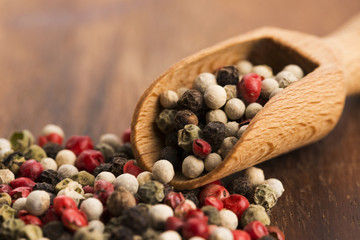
[131,14,360,190]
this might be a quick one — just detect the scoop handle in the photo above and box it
[324,14,360,96]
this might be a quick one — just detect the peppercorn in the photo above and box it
[110,225,134,240]
[224,85,237,100]
[1,152,25,175]
[137,171,154,186]
[10,130,34,152]
[25,190,50,216]
[252,65,273,78]
[244,167,265,187]
[193,72,216,93]
[203,121,226,151]
[95,142,115,163]
[152,160,175,184]
[163,183,174,197]
[253,184,277,211]
[182,155,204,179]
[107,186,136,216]
[71,171,95,187]
[182,189,200,207]
[23,145,47,161]
[0,204,16,223]
[156,109,177,134]
[93,163,112,176]
[193,139,211,159]
[113,173,139,194]
[0,169,15,185]
[115,143,134,159]
[241,204,270,227]
[33,182,55,194]
[236,60,253,75]
[206,109,228,124]
[56,150,77,167]
[219,209,238,230]
[0,218,25,240]
[55,178,74,192]
[100,133,121,151]
[275,71,298,88]
[267,226,285,240]
[40,157,57,171]
[269,88,283,99]
[121,207,149,235]
[216,66,239,86]
[218,137,238,159]
[0,193,11,207]
[149,204,174,230]
[237,125,249,139]
[201,205,221,225]
[245,103,263,119]
[80,197,103,220]
[261,78,279,99]
[204,85,227,109]
[204,153,222,172]
[225,121,239,137]
[159,146,181,170]
[227,177,252,196]
[209,226,233,240]
[73,227,105,240]
[160,90,179,109]
[178,89,204,112]
[143,228,161,240]
[42,142,63,160]
[283,64,304,79]
[38,170,60,186]
[88,220,105,233]
[225,98,246,120]
[57,164,79,180]
[178,124,203,152]
[237,73,262,103]
[264,178,284,198]
[174,110,199,130]
[138,181,164,204]
[110,157,128,176]
[95,171,116,183]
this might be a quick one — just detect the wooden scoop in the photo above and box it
[131,14,360,190]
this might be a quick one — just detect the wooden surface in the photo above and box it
[0,0,359,239]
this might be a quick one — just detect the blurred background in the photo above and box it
[0,0,360,238]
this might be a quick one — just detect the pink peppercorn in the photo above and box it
[53,195,78,216]
[122,127,131,143]
[65,135,94,156]
[193,139,212,158]
[19,160,44,181]
[38,133,63,147]
[232,230,251,240]
[164,191,185,209]
[94,180,114,205]
[237,73,262,103]
[203,196,224,211]
[165,216,184,232]
[244,221,269,240]
[42,206,59,224]
[267,226,285,240]
[0,184,12,193]
[9,187,32,200]
[123,160,143,177]
[222,194,249,220]
[10,177,36,188]
[62,208,88,232]
[83,185,95,194]
[199,184,230,204]
[19,213,43,226]
[75,150,104,174]
[185,209,208,221]
[182,217,209,239]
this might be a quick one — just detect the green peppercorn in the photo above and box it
[156,109,177,134]
[0,205,16,223]
[55,178,74,192]
[241,204,270,227]
[2,152,26,175]
[0,219,25,240]
[18,224,43,240]
[23,145,47,161]
[95,142,115,163]
[253,184,277,211]
[178,124,203,151]
[201,205,221,225]
[138,181,165,204]
[71,171,95,187]
[9,130,34,152]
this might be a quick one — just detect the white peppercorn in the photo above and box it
[0,138,11,151]
[57,164,79,180]
[177,87,189,98]
[225,121,239,137]
[88,220,105,233]
[137,171,154,186]
[40,157,57,171]
[210,227,234,240]
[244,167,265,187]
[204,153,222,172]
[95,171,116,183]
[206,110,228,124]
[159,230,182,240]
[218,137,238,159]
[236,60,253,75]
[41,124,65,138]
[204,85,227,109]
[152,160,175,184]
[245,103,263,119]
[99,133,120,150]
[252,65,273,78]
[148,204,174,229]
[0,169,15,184]
[12,197,27,212]
[269,88,283,99]
[264,178,284,198]
[26,190,50,216]
[113,173,139,194]
[224,98,245,120]
[224,85,237,100]
[283,64,304,79]
[182,155,204,179]
[193,72,217,93]
[160,90,179,109]
[55,149,76,167]
[275,71,298,88]
[80,198,103,220]
[237,125,248,139]
[219,209,238,230]
[261,78,279,99]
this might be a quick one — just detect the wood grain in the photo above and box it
[0,0,359,239]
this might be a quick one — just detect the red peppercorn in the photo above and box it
[182,217,209,239]
[164,191,185,209]
[237,73,262,103]
[267,226,285,240]
[65,135,94,156]
[53,195,78,216]
[203,196,224,211]
[61,208,88,232]
[19,159,44,180]
[222,194,249,220]
[19,214,43,226]
[165,216,184,232]
[42,206,59,224]
[83,185,95,194]
[233,230,251,240]
[94,180,114,205]
[9,187,32,200]
[123,160,143,177]
[244,221,269,240]
[192,139,211,158]
[38,133,63,147]
[199,184,230,204]
[122,127,131,143]
[0,184,12,193]
[10,177,36,188]
[185,209,207,221]
[75,150,104,174]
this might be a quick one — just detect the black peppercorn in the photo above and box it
[121,207,149,235]
[138,181,164,204]
[164,132,178,147]
[159,146,181,170]
[1,152,25,174]
[95,142,115,163]
[38,170,60,186]
[114,143,134,159]
[203,121,226,151]
[93,163,112,177]
[227,177,252,197]
[110,225,134,240]
[216,65,239,86]
[182,189,200,207]
[42,143,63,159]
[111,157,129,177]
[33,182,55,194]
[174,110,199,130]
[42,221,66,240]
[163,183,174,197]
[177,90,204,113]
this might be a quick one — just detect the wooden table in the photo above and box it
[0,0,359,238]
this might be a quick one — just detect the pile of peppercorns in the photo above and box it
[155,61,304,180]
[0,123,286,240]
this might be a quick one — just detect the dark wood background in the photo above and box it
[0,0,359,239]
